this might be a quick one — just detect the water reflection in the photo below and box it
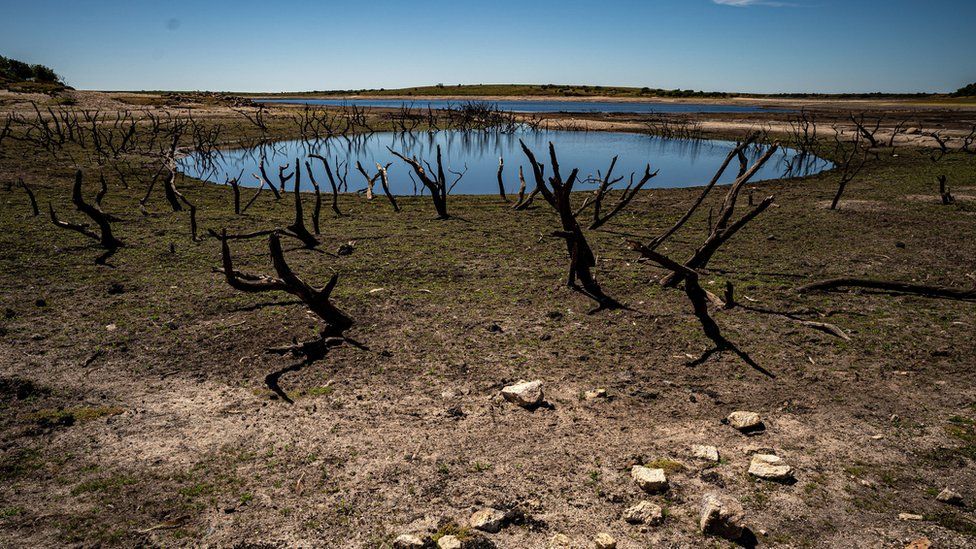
[179,130,832,196]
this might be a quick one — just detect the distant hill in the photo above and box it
[1,55,69,94]
[254,84,944,101]
[270,84,731,99]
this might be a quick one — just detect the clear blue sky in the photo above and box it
[2,0,973,93]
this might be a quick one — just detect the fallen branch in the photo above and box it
[797,278,976,301]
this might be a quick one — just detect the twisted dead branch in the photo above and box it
[218,231,356,366]
[19,178,39,216]
[49,170,124,265]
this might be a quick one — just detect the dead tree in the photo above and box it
[178,194,200,241]
[303,161,324,234]
[233,105,269,134]
[19,178,39,216]
[574,156,658,230]
[647,136,757,250]
[227,176,242,215]
[938,175,955,205]
[628,241,772,376]
[658,144,781,287]
[850,113,882,149]
[513,165,538,210]
[218,231,355,366]
[308,154,343,217]
[887,118,911,148]
[928,132,954,205]
[829,129,869,210]
[519,140,621,311]
[163,168,185,212]
[496,156,509,202]
[283,158,319,249]
[278,163,294,195]
[257,159,283,200]
[354,161,379,200]
[375,163,399,212]
[787,109,819,156]
[962,125,976,154]
[389,145,452,219]
[49,170,124,265]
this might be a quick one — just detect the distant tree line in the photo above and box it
[0,55,64,85]
[953,82,976,97]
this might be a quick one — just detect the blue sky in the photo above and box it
[1,0,973,93]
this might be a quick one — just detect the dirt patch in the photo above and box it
[815,199,890,211]
[903,194,976,204]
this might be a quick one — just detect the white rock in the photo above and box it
[727,411,764,432]
[469,507,507,533]
[393,534,426,548]
[631,466,668,493]
[700,493,746,540]
[898,513,924,521]
[585,388,608,400]
[594,532,617,548]
[692,444,720,462]
[748,454,795,482]
[501,379,544,408]
[936,488,963,505]
[548,533,573,548]
[437,535,462,549]
[622,500,664,525]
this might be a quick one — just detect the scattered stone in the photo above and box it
[726,411,764,433]
[631,466,668,493]
[393,534,426,548]
[692,444,720,462]
[936,488,964,506]
[622,500,664,525]
[469,507,507,533]
[548,533,573,548]
[105,323,117,331]
[437,535,462,549]
[584,388,608,400]
[594,532,617,549]
[748,454,795,482]
[700,493,746,541]
[905,537,932,549]
[898,513,924,521]
[501,380,544,409]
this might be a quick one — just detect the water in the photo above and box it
[179,130,832,196]
[254,98,783,114]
